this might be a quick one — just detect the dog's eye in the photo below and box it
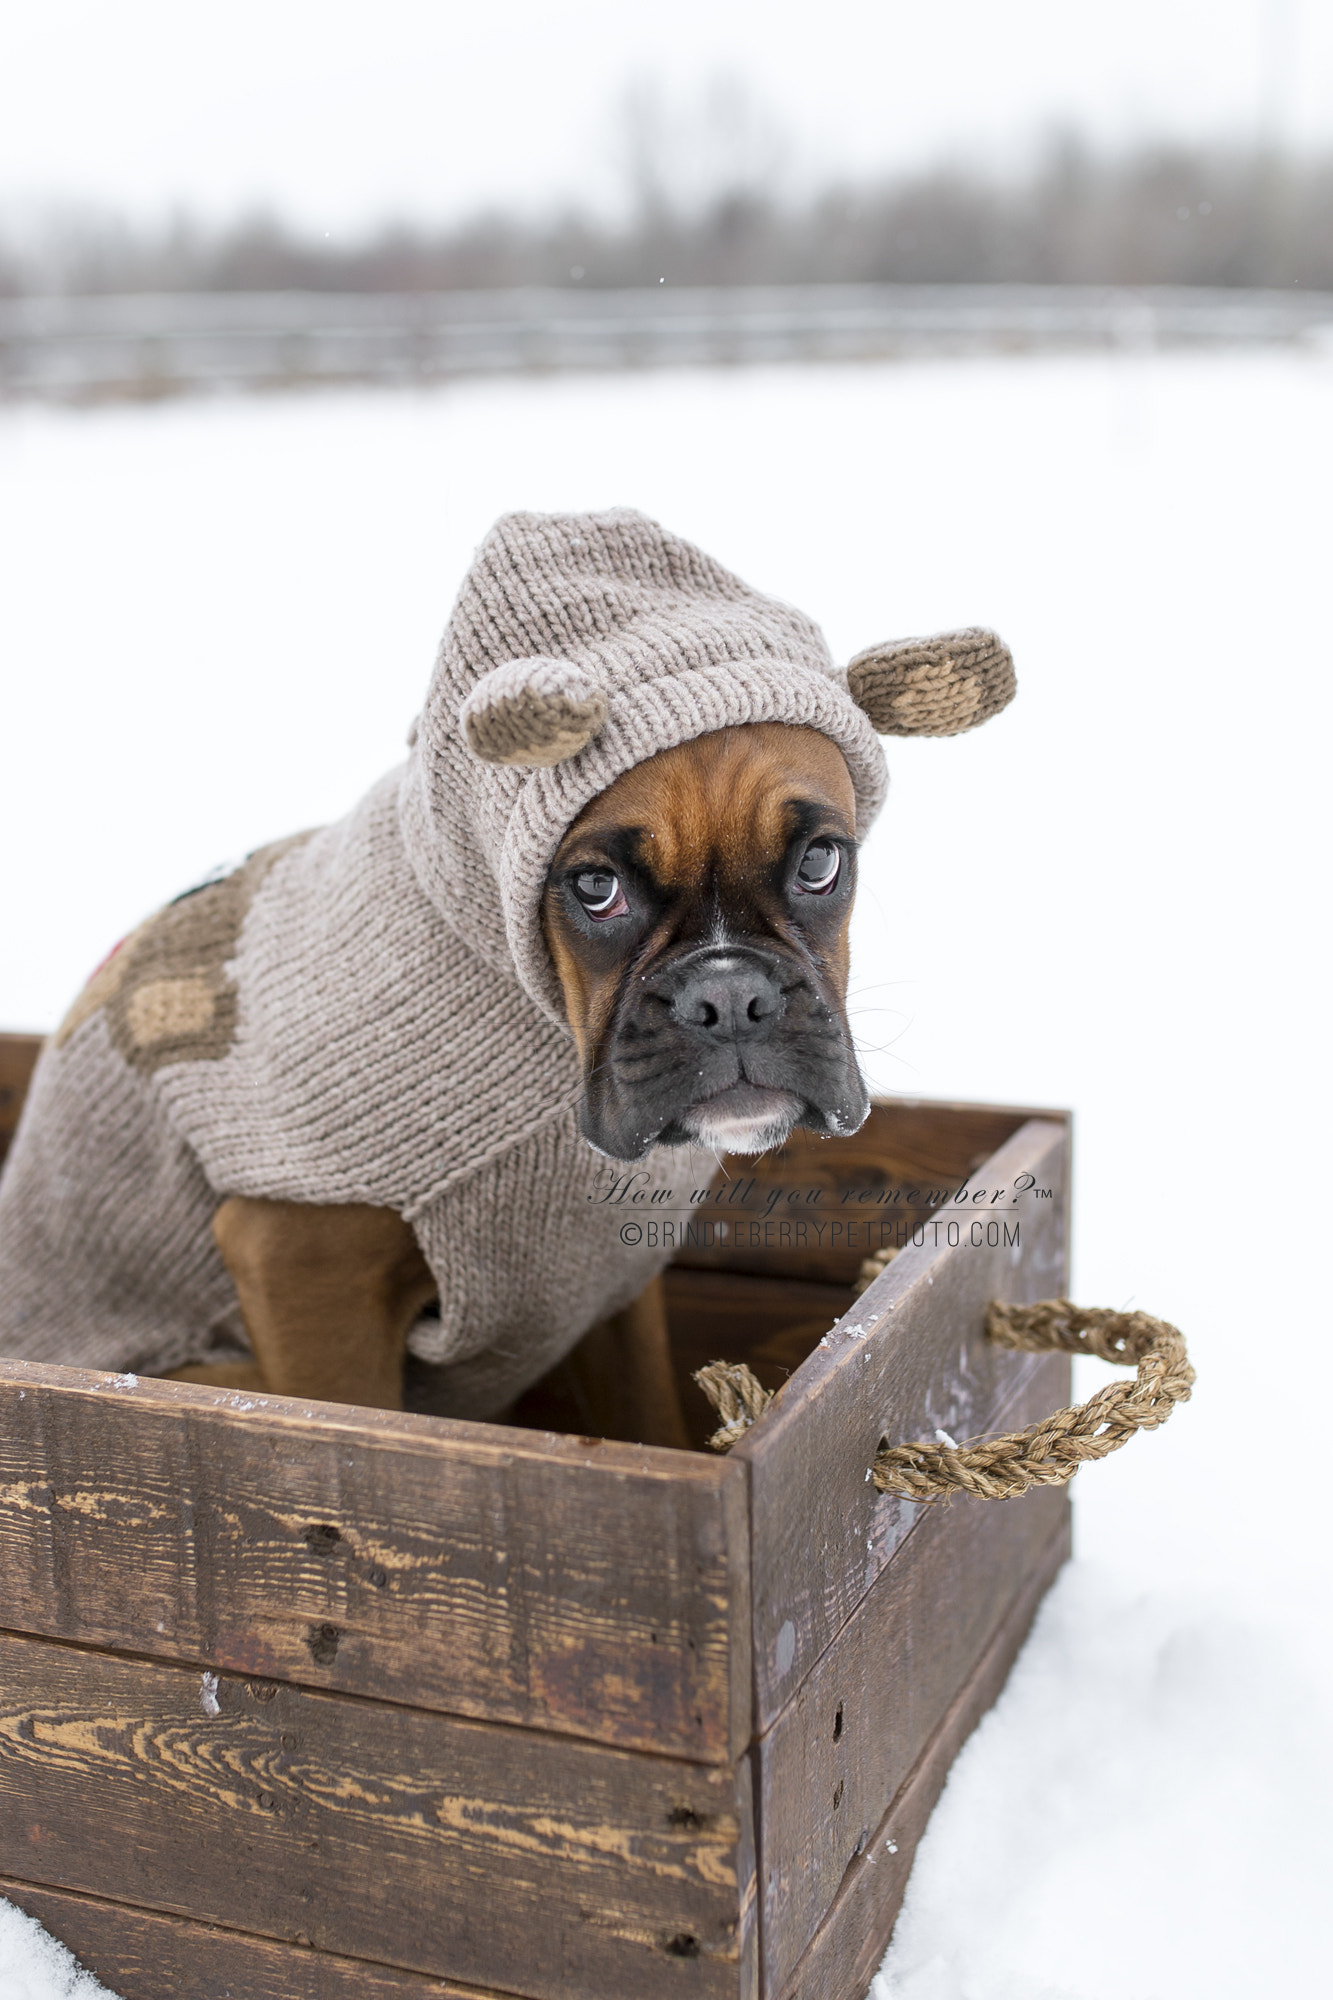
[571,869,627,918]
[795,841,841,895]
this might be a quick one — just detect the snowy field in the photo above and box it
[1,348,1330,1996]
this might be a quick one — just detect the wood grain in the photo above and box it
[0,1076,1076,2000]
[737,1116,1071,1730]
[0,1876,499,1999]
[773,1515,1072,2000]
[674,1100,1046,1284]
[506,1277,691,1450]
[0,1629,757,2000]
[0,1032,43,1176]
[666,1269,855,1451]
[511,1270,853,1453]
[0,1364,750,1763]
[755,1358,1070,1995]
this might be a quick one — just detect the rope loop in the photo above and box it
[693,1299,1193,1504]
[692,1358,773,1449]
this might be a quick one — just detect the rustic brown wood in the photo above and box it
[0,1364,750,1763]
[665,1269,856,1450]
[611,1273,691,1448]
[0,1876,498,1999]
[512,1270,853,1453]
[755,1357,1070,1996]
[671,1100,1052,1284]
[0,1032,43,1175]
[508,1276,690,1449]
[737,1116,1071,1730]
[773,1515,1072,2000]
[0,1066,1077,2000]
[0,1629,758,2000]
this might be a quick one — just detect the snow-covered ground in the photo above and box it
[0,1901,107,1999]
[1,349,1329,1996]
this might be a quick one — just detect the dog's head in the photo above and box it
[541,722,865,1160]
[409,513,1018,1161]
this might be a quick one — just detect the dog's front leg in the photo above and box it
[177,1197,437,1409]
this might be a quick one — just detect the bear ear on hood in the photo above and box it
[846,628,1015,737]
[460,657,610,768]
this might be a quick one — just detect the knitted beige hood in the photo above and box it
[401,508,1013,1022]
[0,507,1014,1410]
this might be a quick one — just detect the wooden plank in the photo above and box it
[737,1116,1071,1730]
[0,1031,43,1175]
[0,1365,750,1763]
[664,1270,854,1380]
[512,1271,854,1453]
[665,1270,855,1452]
[755,1358,1069,1996]
[673,1100,1048,1284]
[773,1514,1071,2000]
[0,1630,757,2000]
[0,1876,500,1999]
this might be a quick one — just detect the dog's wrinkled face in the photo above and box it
[541,723,868,1161]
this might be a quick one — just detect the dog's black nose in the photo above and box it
[670,955,784,1041]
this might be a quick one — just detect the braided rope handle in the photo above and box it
[693,1359,774,1450]
[693,1299,1194,1503]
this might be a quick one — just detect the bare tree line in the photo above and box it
[3,135,1331,297]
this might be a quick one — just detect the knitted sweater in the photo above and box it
[0,509,1014,1411]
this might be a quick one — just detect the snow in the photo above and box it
[2,346,1330,1994]
[874,1564,1333,2000]
[0,1901,112,1999]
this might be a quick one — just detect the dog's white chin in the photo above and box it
[682,1088,804,1155]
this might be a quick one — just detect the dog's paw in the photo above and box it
[846,628,1015,737]
[460,657,609,768]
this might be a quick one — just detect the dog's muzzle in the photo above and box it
[580,943,869,1160]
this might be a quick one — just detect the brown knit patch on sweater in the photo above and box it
[124,975,219,1048]
[54,936,140,1049]
[55,834,311,1074]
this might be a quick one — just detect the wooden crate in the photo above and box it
[0,1030,1071,1999]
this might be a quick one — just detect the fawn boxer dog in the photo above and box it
[0,510,1014,1440]
[194,722,860,1443]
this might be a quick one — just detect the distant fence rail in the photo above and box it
[3,284,1332,401]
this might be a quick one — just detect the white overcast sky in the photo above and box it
[1,0,1330,233]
